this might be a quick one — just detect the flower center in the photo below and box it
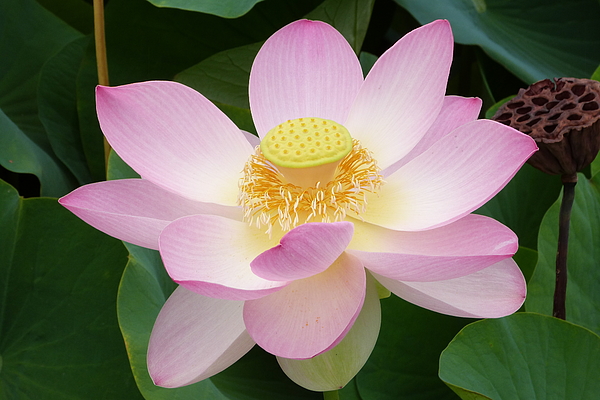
[239,118,384,235]
[259,118,354,188]
[260,118,353,168]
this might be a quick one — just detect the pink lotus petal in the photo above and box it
[148,286,255,388]
[345,20,453,170]
[58,179,240,250]
[241,130,260,147]
[277,273,381,391]
[244,253,366,359]
[249,20,363,137]
[348,214,517,282]
[373,258,527,318]
[96,81,253,205]
[361,119,538,231]
[382,95,482,176]
[159,215,288,301]
[251,222,354,281]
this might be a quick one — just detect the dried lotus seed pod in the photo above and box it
[493,77,600,181]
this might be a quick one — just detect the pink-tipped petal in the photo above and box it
[361,119,538,231]
[345,20,453,170]
[59,179,240,250]
[382,96,482,176]
[251,222,354,281]
[148,286,255,388]
[244,253,366,359]
[249,20,363,137]
[96,81,253,205]
[348,215,517,282]
[277,273,381,391]
[373,258,527,318]
[159,215,288,301]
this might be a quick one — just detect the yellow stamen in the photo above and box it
[239,140,384,234]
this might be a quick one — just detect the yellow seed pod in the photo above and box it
[260,117,353,168]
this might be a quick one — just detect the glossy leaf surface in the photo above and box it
[146,0,263,18]
[0,0,80,196]
[356,295,470,400]
[439,313,600,400]
[395,0,600,83]
[526,173,600,335]
[0,179,141,399]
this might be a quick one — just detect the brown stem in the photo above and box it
[93,0,111,172]
[552,173,577,319]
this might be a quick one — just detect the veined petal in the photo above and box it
[345,20,453,170]
[361,119,538,231]
[244,253,366,359]
[96,81,253,205]
[148,286,255,388]
[249,20,363,137]
[382,96,482,177]
[59,179,240,250]
[277,273,381,391]
[373,258,527,318]
[251,222,354,281]
[347,215,517,282]
[158,215,288,301]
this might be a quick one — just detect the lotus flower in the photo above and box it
[59,19,537,391]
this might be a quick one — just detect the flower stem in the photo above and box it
[553,173,577,320]
[323,390,340,400]
[93,0,111,172]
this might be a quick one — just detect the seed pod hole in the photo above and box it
[532,97,548,106]
[543,124,558,133]
[579,93,596,102]
[507,101,525,109]
[548,113,562,121]
[572,84,586,96]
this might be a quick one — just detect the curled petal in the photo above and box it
[59,179,240,250]
[249,19,363,137]
[244,253,366,359]
[159,215,287,301]
[148,286,255,388]
[96,81,253,205]
[348,215,517,281]
[361,119,538,231]
[383,95,482,176]
[251,222,354,281]
[345,20,453,170]
[373,258,527,318]
[277,273,381,391]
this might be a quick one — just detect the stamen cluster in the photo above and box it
[238,140,384,235]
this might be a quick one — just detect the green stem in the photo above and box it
[323,390,340,400]
[93,0,111,173]
[552,174,577,320]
